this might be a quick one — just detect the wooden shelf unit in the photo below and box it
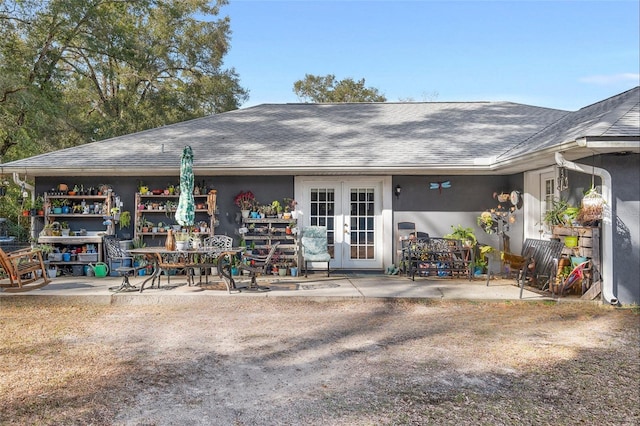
[39,193,114,265]
[134,192,217,246]
[242,217,298,262]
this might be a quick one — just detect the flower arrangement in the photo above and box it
[234,190,256,210]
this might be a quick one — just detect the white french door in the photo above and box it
[524,167,558,240]
[296,178,385,270]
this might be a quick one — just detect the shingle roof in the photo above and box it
[498,86,640,160]
[4,88,639,176]
[2,101,569,176]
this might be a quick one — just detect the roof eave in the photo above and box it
[1,164,504,177]
[491,137,640,174]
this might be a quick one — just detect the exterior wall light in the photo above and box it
[394,184,401,198]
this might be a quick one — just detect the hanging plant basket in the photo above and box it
[581,188,604,223]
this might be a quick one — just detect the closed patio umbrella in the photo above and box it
[175,146,195,227]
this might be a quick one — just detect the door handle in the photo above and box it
[344,223,349,234]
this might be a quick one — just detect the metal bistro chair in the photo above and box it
[201,235,233,283]
[300,226,331,277]
[236,242,280,292]
[103,236,141,292]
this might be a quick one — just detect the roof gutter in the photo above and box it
[554,151,617,305]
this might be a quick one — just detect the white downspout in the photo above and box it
[554,152,618,305]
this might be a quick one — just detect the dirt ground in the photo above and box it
[1,298,638,425]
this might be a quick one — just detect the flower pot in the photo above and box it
[564,236,578,248]
[278,268,287,276]
[290,267,298,277]
[571,256,588,268]
[47,268,57,279]
[241,210,250,219]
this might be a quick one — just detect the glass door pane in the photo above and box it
[348,187,375,260]
[309,187,335,259]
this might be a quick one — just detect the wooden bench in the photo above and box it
[404,237,473,281]
[493,238,564,298]
[0,246,51,292]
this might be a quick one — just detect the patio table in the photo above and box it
[129,247,242,293]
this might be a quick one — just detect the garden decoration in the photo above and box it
[557,166,569,191]
[429,180,451,194]
[175,145,195,227]
[477,203,516,235]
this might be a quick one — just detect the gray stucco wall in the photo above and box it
[599,153,639,305]
[566,153,639,305]
[392,174,524,253]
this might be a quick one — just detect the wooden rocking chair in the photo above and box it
[0,246,51,292]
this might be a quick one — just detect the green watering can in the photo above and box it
[88,262,109,278]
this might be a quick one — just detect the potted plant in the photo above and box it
[234,191,256,218]
[444,224,477,247]
[34,196,45,216]
[35,243,55,256]
[271,200,283,218]
[49,198,63,214]
[60,221,70,236]
[197,220,208,233]
[175,231,191,250]
[543,199,572,228]
[473,245,495,275]
[119,211,131,230]
[262,203,276,218]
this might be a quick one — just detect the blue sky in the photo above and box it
[220,0,639,111]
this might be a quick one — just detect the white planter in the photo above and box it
[47,268,57,279]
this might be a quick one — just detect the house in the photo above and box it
[2,87,638,304]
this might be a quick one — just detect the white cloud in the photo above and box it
[579,73,640,85]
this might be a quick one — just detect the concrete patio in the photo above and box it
[0,271,561,304]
